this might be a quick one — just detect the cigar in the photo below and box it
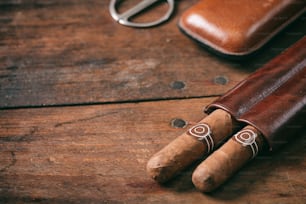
[192,125,266,192]
[146,109,238,183]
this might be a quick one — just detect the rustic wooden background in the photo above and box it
[0,0,305,203]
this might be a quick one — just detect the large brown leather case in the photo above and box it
[178,0,305,58]
[205,37,306,151]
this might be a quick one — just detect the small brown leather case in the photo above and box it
[178,0,305,58]
[205,37,306,151]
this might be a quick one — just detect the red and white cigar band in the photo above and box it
[233,129,258,158]
[187,123,214,153]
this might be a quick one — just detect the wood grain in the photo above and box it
[0,0,305,108]
[0,1,305,203]
[0,98,305,203]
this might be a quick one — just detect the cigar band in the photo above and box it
[187,123,214,153]
[233,129,258,158]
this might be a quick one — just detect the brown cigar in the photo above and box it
[146,109,238,183]
[192,125,266,192]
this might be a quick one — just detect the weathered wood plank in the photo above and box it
[0,0,305,108]
[0,98,305,203]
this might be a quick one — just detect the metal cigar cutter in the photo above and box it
[109,0,175,28]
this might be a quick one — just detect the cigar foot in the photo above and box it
[146,134,206,183]
[146,154,174,183]
[192,167,216,192]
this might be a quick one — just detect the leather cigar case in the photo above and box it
[178,0,305,58]
[205,37,306,150]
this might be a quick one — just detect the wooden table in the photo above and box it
[0,1,305,203]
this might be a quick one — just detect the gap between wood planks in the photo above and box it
[0,95,222,110]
